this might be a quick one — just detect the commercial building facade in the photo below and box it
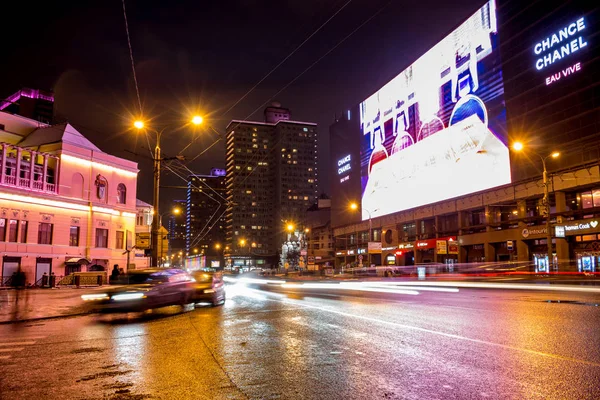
[225,104,318,268]
[0,111,141,285]
[330,0,600,272]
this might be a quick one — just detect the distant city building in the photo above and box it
[0,88,54,124]
[168,199,186,261]
[0,107,140,286]
[225,103,318,269]
[186,169,227,257]
[305,195,334,270]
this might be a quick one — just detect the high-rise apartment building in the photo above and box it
[186,169,227,256]
[167,199,186,259]
[225,103,318,268]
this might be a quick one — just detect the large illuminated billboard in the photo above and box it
[359,0,510,221]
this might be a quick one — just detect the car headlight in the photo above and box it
[112,293,146,301]
[203,289,215,294]
[81,293,109,301]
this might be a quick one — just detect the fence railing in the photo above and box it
[57,274,104,287]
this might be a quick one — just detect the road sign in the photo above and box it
[358,254,363,261]
[507,240,514,251]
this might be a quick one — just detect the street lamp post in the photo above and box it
[349,202,373,268]
[304,228,310,270]
[513,142,560,271]
[157,207,181,266]
[133,117,202,267]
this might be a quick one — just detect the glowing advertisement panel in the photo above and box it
[359,0,510,221]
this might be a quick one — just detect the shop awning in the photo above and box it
[65,257,91,265]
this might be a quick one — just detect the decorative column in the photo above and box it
[554,191,571,271]
[1,144,7,184]
[42,154,48,191]
[29,151,36,189]
[15,148,22,186]
[516,200,530,263]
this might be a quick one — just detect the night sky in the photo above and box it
[3,0,482,208]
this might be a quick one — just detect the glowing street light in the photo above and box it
[512,142,561,270]
[132,116,203,267]
[512,141,524,151]
[286,223,295,232]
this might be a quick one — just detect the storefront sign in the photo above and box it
[398,242,414,250]
[368,242,382,254]
[336,250,347,256]
[436,240,447,254]
[347,249,355,255]
[337,154,352,183]
[416,237,456,250]
[448,242,459,255]
[534,17,587,71]
[521,227,547,238]
[555,219,599,237]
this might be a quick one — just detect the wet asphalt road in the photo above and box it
[1,282,600,400]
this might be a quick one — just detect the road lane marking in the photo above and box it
[0,355,10,360]
[377,280,600,293]
[0,341,36,346]
[0,348,24,352]
[245,288,600,368]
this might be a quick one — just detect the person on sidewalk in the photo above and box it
[110,264,120,284]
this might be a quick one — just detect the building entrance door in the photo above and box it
[35,258,52,286]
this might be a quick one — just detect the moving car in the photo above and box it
[189,270,226,306]
[81,268,194,313]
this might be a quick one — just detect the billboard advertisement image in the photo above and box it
[359,0,510,220]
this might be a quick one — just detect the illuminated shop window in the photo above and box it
[580,189,600,209]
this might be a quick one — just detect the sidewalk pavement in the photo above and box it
[0,286,106,324]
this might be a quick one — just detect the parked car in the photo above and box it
[189,270,226,306]
[81,268,194,313]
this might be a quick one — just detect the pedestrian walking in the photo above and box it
[110,264,120,283]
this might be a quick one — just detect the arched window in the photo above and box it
[117,183,127,204]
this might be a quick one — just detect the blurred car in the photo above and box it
[81,268,194,313]
[189,270,226,306]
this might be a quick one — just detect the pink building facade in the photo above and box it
[0,111,142,285]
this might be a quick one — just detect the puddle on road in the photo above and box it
[544,299,600,306]
[77,369,133,382]
[71,346,106,354]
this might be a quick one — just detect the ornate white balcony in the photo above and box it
[0,143,59,194]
